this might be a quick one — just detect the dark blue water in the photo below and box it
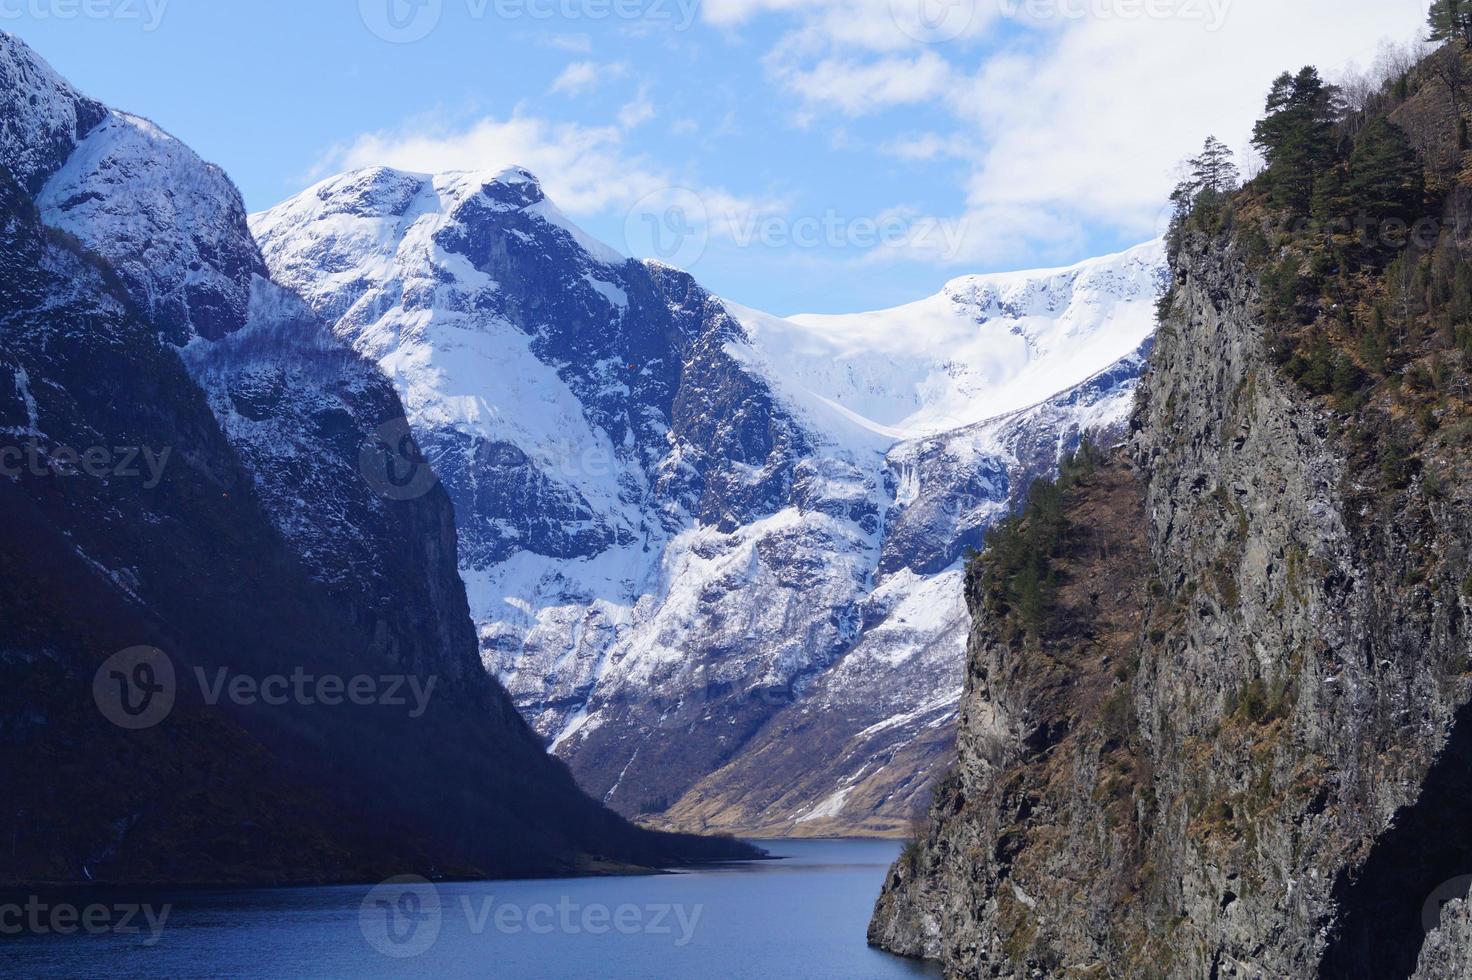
[2,839,941,979]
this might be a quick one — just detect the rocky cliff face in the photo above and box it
[870,225,1472,975]
[1414,899,1472,980]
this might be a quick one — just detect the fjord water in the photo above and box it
[7,839,940,979]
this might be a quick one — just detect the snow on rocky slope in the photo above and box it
[0,30,755,877]
[254,164,1166,835]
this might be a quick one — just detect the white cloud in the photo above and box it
[550,60,628,97]
[325,113,652,213]
[619,88,656,129]
[313,110,783,268]
[880,132,972,162]
[724,0,1431,262]
[768,49,955,115]
[949,1,1431,242]
[310,0,1432,284]
[536,32,593,53]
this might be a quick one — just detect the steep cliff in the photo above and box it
[0,30,756,885]
[872,45,1472,979]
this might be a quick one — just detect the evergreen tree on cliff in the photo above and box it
[1429,0,1472,46]
[1343,118,1424,228]
[1166,136,1239,255]
[1190,136,1240,196]
[1252,67,1343,214]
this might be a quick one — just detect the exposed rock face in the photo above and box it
[0,33,104,193]
[644,352,1154,839]
[1414,899,1472,980]
[870,227,1472,976]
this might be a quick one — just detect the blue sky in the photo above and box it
[4,0,1430,313]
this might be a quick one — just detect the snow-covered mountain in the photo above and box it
[0,31,753,882]
[253,165,1165,835]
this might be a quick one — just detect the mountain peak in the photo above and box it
[302,163,548,217]
[34,109,265,344]
[0,30,106,194]
[253,163,624,320]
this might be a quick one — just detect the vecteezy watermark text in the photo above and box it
[623,187,974,271]
[195,667,437,718]
[0,441,171,489]
[0,0,169,31]
[998,0,1231,30]
[0,896,171,945]
[358,875,704,959]
[358,0,699,43]
[92,647,438,730]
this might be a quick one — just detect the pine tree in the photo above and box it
[1252,67,1344,214]
[1310,163,1348,231]
[1361,305,1391,374]
[1429,0,1472,46]
[1342,119,1424,234]
[1189,136,1240,196]
[1167,137,1240,255]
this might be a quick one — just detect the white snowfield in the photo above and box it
[725,239,1164,440]
[253,164,1167,833]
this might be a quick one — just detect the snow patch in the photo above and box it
[796,786,855,823]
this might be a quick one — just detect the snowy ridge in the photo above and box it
[38,111,265,343]
[0,31,104,193]
[3,32,478,635]
[724,239,1164,439]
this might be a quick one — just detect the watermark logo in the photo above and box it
[93,648,439,729]
[360,0,443,43]
[0,897,171,944]
[359,0,700,42]
[890,0,976,44]
[360,875,442,958]
[458,895,704,945]
[0,0,171,32]
[1261,212,1444,252]
[998,0,1232,31]
[359,418,441,501]
[0,442,171,488]
[623,189,973,271]
[92,646,176,731]
[1423,875,1472,935]
[194,666,437,718]
[725,208,968,255]
[625,187,709,271]
[358,875,706,957]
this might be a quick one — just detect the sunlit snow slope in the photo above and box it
[729,243,1160,439]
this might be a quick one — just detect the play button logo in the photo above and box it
[360,0,443,43]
